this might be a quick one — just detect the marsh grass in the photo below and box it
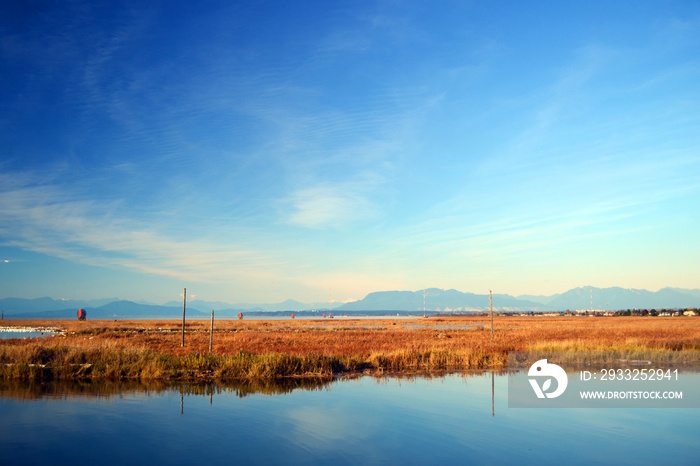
[367,348,508,372]
[0,341,368,380]
[0,340,504,380]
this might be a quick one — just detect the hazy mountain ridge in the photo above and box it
[0,297,120,315]
[547,287,700,311]
[335,288,545,312]
[668,288,700,299]
[515,294,561,305]
[163,298,330,312]
[1,286,699,318]
[339,287,700,312]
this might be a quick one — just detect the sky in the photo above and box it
[1,0,699,305]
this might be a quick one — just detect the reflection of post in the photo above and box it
[491,371,495,417]
[180,392,184,416]
[210,392,213,405]
[209,310,214,353]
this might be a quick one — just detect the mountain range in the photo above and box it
[1,286,698,319]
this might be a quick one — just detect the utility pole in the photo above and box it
[490,289,494,343]
[423,288,426,318]
[181,288,186,347]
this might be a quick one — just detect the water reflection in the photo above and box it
[0,371,503,420]
[1,372,698,465]
[0,376,337,401]
[492,370,494,417]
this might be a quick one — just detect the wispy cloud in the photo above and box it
[0,173,283,286]
[287,184,379,229]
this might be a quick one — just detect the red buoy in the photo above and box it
[291,313,295,319]
[77,309,87,321]
[238,312,243,320]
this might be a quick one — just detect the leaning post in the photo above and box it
[209,310,214,353]
[490,289,494,343]
[181,288,186,347]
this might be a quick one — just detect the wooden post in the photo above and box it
[209,310,214,353]
[490,289,494,343]
[181,288,186,347]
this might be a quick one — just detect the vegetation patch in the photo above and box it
[0,342,368,380]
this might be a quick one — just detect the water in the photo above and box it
[1,374,698,465]
[401,323,482,330]
[0,326,57,339]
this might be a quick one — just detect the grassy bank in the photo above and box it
[0,341,507,380]
[0,341,369,380]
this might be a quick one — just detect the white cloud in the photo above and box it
[287,184,379,229]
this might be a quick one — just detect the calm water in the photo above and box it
[0,327,57,340]
[1,374,698,465]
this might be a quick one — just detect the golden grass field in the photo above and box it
[1,316,699,380]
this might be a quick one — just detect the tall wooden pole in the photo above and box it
[209,310,214,353]
[490,289,494,343]
[181,288,186,347]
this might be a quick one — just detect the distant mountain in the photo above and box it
[336,288,545,312]
[547,286,700,311]
[336,287,700,312]
[0,300,209,319]
[94,301,207,318]
[0,297,119,316]
[668,288,700,299]
[2,286,698,318]
[163,298,328,312]
[164,299,236,311]
[516,294,560,305]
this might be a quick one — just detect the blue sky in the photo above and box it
[1,1,699,304]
